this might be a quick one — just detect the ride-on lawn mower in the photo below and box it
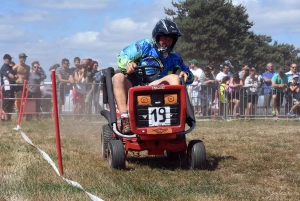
[100,65,206,170]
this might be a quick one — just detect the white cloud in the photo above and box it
[233,0,300,34]
[62,18,152,50]
[22,0,117,9]
[0,25,27,41]
[0,10,51,24]
[62,31,101,47]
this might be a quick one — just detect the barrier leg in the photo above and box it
[214,90,218,121]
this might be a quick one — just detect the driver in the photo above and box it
[113,19,194,134]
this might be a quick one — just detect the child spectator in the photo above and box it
[287,75,300,116]
[227,73,243,116]
[73,65,86,120]
[244,69,261,119]
[219,76,230,117]
[191,76,202,117]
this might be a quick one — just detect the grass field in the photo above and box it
[1,118,300,201]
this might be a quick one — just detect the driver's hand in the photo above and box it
[179,71,188,82]
[126,62,136,74]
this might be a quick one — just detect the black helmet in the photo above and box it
[152,19,182,58]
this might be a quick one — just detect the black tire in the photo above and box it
[100,124,115,159]
[187,140,206,170]
[107,140,125,169]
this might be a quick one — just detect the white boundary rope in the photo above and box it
[19,130,104,201]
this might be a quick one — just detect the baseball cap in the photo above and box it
[19,53,28,57]
[189,59,198,65]
[3,54,12,59]
[293,74,299,79]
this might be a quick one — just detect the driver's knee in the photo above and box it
[112,73,126,86]
[166,74,180,85]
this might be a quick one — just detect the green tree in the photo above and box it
[165,0,300,72]
[165,0,253,68]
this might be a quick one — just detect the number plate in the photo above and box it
[148,106,171,127]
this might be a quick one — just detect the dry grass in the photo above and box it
[1,118,300,201]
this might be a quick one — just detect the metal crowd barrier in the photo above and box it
[0,83,53,121]
[187,84,298,120]
[1,82,298,123]
[56,82,104,119]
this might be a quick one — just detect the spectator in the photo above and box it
[69,57,81,75]
[219,76,230,118]
[199,67,217,116]
[70,57,81,114]
[227,73,243,116]
[190,76,201,117]
[239,64,249,79]
[285,63,299,114]
[13,53,30,112]
[98,68,106,110]
[26,61,46,120]
[244,69,261,120]
[271,67,288,119]
[216,64,231,85]
[286,63,299,83]
[49,64,60,71]
[189,59,203,79]
[31,61,47,84]
[240,68,250,116]
[287,75,300,116]
[90,60,101,113]
[56,58,74,113]
[262,63,275,116]
[73,64,87,120]
[1,54,17,121]
[9,61,15,67]
[209,65,218,79]
[251,65,263,102]
[82,59,95,120]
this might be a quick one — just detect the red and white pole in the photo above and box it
[14,80,27,130]
[51,70,64,176]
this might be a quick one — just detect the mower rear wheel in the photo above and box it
[187,140,206,170]
[107,140,125,169]
[100,124,115,159]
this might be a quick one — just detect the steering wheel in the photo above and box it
[133,65,163,83]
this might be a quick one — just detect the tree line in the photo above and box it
[165,0,300,72]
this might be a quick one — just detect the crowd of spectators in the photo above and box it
[1,52,299,121]
[52,57,106,121]
[0,53,106,122]
[186,59,299,119]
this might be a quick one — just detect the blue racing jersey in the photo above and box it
[117,38,194,84]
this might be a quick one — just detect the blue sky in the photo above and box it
[0,0,299,81]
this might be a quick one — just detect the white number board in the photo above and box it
[148,106,171,127]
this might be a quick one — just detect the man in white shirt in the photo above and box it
[216,64,231,84]
[189,59,203,79]
[286,63,299,83]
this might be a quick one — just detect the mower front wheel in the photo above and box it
[187,140,206,170]
[107,140,125,169]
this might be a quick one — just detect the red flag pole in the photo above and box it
[51,70,64,176]
[15,80,27,130]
